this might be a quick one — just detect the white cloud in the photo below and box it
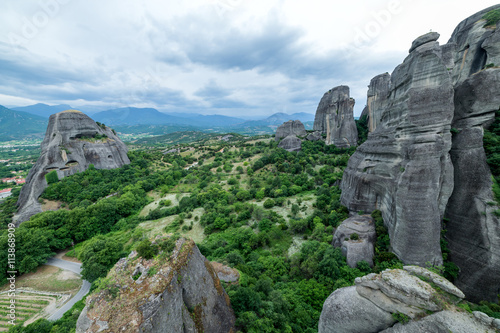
[0,0,499,117]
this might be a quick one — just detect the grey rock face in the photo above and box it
[408,31,440,53]
[365,73,391,132]
[275,120,306,141]
[332,215,376,267]
[341,33,455,267]
[14,110,130,225]
[381,311,498,333]
[318,286,395,333]
[306,131,322,141]
[443,5,500,302]
[320,268,497,333]
[313,85,358,147]
[76,238,235,333]
[278,135,302,152]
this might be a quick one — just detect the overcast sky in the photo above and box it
[0,0,498,117]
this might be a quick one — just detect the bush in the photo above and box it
[263,199,275,209]
[45,170,59,184]
[483,9,500,27]
[136,239,158,259]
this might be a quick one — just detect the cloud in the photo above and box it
[1,0,498,118]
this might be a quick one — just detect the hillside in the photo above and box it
[0,105,47,141]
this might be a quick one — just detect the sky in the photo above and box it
[0,0,499,118]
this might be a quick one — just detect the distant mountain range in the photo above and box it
[0,105,48,141]
[12,103,74,118]
[1,103,316,141]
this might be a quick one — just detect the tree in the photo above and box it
[45,170,59,184]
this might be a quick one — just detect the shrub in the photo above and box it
[136,239,158,259]
[263,199,275,209]
[483,9,500,27]
[350,233,359,240]
[45,170,59,184]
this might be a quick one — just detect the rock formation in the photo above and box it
[332,215,376,267]
[341,31,455,267]
[76,237,235,333]
[306,131,322,141]
[444,5,500,302]
[364,73,391,132]
[14,110,130,225]
[341,5,500,302]
[318,267,498,333]
[275,120,307,141]
[278,135,302,152]
[313,85,358,148]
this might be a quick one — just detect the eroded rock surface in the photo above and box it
[275,120,306,141]
[340,32,455,267]
[332,215,376,267]
[365,73,391,132]
[313,85,358,147]
[443,5,500,302]
[278,135,302,152]
[14,110,129,225]
[319,267,497,333]
[76,237,235,333]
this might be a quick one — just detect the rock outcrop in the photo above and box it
[341,5,500,302]
[332,215,376,267]
[443,5,500,302]
[14,110,130,226]
[76,237,236,333]
[318,267,497,333]
[341,31,455,267]
[313,85,358,148]
[275,120,306,141]
[278,134,302,152]
[365,73,391,132]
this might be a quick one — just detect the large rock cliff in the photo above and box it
[341,31,455,267]
[444,5,500,302]
[14,110,130,225]
[318,267,499,333]
[341,5,500,302]
[76,237,235,333]
[313,86,358,148]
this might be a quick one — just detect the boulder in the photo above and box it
[275,120,306,141]
[408,31,440,53]
[14,110,130,225]
[278,135,302,152]
[332,215,376,267]
[319,268,498,333]
[313,85,358,148]
[341,32,455,267]
[381,311,497,333]
[306,131,322,141]
[76,237,235,333]
[318,286,395,333]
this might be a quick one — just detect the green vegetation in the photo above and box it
[0,133,438,332]
[483,8,500,27]
[483,108,500,205]
[45,170,59,184]
[355,114,368,145]
[391,311,410,324]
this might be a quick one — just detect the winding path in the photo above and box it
[44,257,91,321]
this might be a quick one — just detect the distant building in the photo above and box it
[0,188,12,199]
[15,179,26,184]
